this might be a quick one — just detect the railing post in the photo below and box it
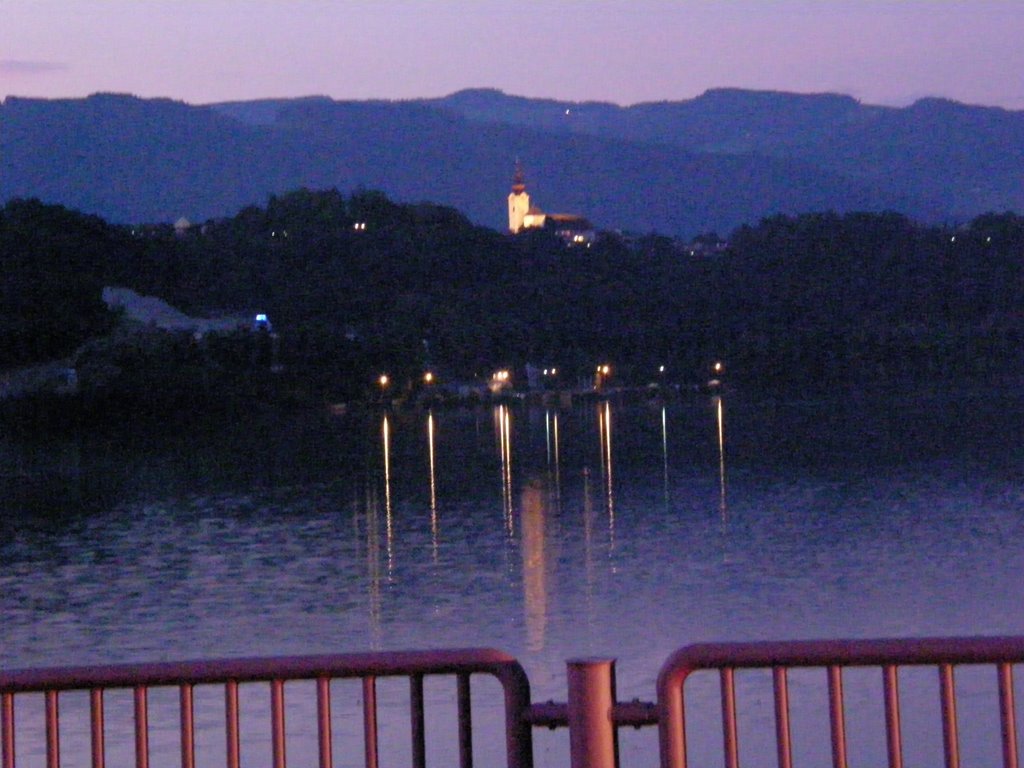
[566,658,619,768]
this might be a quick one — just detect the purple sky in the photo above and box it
[2,1,1023,109]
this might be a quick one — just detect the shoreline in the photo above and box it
[3,372,1022,439]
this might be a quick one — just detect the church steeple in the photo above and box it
[508,160,531,233]
[511,160,526,195]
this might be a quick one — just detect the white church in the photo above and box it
[507,163,595,245]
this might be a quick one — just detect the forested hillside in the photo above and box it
[3,190,1023,415]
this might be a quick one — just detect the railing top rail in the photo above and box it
[0,647,524,693]
[658,635,1024,689]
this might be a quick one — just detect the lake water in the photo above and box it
[3,389,1024,767]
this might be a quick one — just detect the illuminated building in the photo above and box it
[507,163,595,245]
[507,162,531,234]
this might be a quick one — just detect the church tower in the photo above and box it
[508,161,530,233]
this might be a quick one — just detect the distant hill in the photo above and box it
[430,88,1024,221]
[2,89,1021,235]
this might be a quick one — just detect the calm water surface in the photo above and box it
[3,389,1024,766]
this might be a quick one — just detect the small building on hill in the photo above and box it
[544,213,595,245]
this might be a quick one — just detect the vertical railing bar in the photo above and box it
[457,673,473,768]
[363,677,379,768]
[1,693,13,768]
[720,668,739,768]
[410,674,426,768]
[882,665,903,768]
[497,663,532,768]
[90,689,105,768]
[998,663,1019,768]
[179,684,195,768]
[316,677,333,768]
[678,686,689,768]
[939,664,960,768]
[45,691,59,768]
[660,679,689,768]
[133,686,149,768]
[225,681,240,768]
[772,667,793,768]
[827,666,848,768]
[270,679,286,768]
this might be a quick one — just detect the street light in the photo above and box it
[423,371,434,384]
[378,374,389,388]
[489,369,511,395]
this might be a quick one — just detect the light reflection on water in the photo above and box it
[598,400,615,556]
[427,410,438,563]
[3,391,1024,766]
[716,395,727,520]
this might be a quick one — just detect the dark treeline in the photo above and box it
[2,190,1023,411]
[719,211,1024,385]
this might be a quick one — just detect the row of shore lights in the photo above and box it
[375,368,543,390]
[376,361,723,389]
[377,371,434,389]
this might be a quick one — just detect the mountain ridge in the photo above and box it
[2,88,1021,235]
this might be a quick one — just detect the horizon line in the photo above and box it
[2,86,1021,113]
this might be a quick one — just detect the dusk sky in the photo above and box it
[2,1,1023,110]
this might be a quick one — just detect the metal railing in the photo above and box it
[0,648,533,768]
[524,658,657,768]
[656,636,1024,768]
[5,636,1024,768]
